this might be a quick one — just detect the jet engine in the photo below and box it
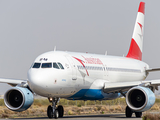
[126,86,155,112]
[4,86,33,112]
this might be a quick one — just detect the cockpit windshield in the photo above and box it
[58,63,64,69]
[41,63,52,68]
[53,63,60,69]
[32,62,64,69]
[32,63,41,68]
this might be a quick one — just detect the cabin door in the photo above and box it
[103,65,108,80]
[65,55,77,80]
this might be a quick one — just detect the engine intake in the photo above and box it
[4,87,33,112]
[126,86,155,112]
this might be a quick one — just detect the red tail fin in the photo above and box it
[126,2,145,61]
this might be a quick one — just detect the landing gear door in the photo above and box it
[65,56,77,80]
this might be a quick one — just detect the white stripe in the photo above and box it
[132,12,144,52]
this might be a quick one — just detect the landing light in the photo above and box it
[48,97,53,102]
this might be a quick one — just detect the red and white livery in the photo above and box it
[0,2,160,119]
[127,2,145,61]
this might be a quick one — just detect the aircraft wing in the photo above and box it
[0,78,28,87]
[103,79,160,93]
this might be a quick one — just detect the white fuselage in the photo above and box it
[27,51,149,100]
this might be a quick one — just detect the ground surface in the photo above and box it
[0,114,142,120]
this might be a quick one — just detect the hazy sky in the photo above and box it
[0,0,160,94]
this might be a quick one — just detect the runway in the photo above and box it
[2,114,142,120]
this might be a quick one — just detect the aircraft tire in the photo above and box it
[135,112,142,118]
[54,109,59,119]
[125,106,133,118]
[47,105,53,118]
[57,105,64,117]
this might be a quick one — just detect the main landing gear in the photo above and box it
[47,98,64,119]
[125,106,142,118]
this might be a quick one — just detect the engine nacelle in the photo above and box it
[4,86,34,112]
[126,86,155,112]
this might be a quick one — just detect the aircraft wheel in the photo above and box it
[54,109,59,119]
[57,105,64,118]
[125,106,133,118]
[47,105,53,118]
[135,112,142,118]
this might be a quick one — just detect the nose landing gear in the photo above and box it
[47,98,64,119]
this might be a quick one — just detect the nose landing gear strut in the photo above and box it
[47,97,64,119]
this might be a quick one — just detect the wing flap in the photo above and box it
[142,79,160,85]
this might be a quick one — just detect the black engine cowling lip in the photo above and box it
[126,87,148,111]
[4,87,25,111]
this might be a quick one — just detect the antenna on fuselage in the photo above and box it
[54,46,56,51]
[105,51,107,55]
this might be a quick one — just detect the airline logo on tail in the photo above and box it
[126,2,145,61]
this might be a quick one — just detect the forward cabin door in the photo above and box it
[103,64,108,80]
[65,55,77,81]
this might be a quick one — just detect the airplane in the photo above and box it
[0,1,160,119]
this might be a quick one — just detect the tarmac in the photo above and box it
[2,114,142,120]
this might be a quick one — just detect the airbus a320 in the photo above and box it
[0,1,159,119]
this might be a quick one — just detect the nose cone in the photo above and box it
[27,69,50,96]
[27,68,65,97]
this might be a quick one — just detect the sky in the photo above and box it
[0,0,160,94]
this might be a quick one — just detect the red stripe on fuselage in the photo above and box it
[126,38,142,61]
[73,57,89,76]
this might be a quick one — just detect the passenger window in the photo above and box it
[41,63,52,68]
[53,63,60,69]
[58,63,64,69]
[32,63,41,68]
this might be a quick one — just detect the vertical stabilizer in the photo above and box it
[126,2,145,61]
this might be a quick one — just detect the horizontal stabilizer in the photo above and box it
[146,68,160,72]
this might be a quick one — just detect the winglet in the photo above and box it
[126,2,145,61]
